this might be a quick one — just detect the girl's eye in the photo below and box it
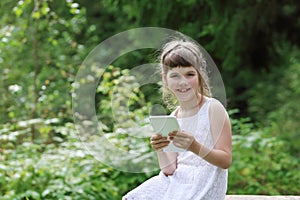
[187,73,195,76]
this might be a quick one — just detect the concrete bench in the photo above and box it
[225,195,300,200]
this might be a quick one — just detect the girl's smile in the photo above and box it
[176,88,191,93]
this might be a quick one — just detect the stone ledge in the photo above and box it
[225,195,300,200]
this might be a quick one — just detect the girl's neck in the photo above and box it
[179,101,201,111]
[177,96,206,118]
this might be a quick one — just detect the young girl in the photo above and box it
[123,39,232,200]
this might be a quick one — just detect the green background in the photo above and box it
[0,0,299,199]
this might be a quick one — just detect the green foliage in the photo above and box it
[2,113,299,198]
[0,0,97,124]
[1,0,300,198]
[96,65,150,131]
[73,64,158,172]
[228,114,300,195]
[1,61,158,198]
[0,122,154,199]
[248,41,300,155]
[77,0,300,113]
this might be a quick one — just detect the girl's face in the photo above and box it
[165,66,200,104]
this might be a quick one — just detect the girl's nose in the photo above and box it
[178,76,188,86]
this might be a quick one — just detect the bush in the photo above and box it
[0,122,155,200]
[248,42,300,155]
[228,114,300,195]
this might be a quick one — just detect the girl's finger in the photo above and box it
[151,138,169,144]
[152,141,170,151]
[168,131,178,137]
[151,136,168,142]
[151,134,162,138]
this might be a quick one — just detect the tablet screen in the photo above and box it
[149,116,184,152]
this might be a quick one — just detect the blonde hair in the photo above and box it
[159,39,211,109]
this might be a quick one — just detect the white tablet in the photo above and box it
[149,116,184,152]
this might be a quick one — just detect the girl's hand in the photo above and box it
[169,130,195,151]
[150,134,170,151]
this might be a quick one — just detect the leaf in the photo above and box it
[32,11,41,19]
[41,3,50,15]
[13,7,23,17]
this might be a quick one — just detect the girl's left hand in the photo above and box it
[168,130,195,151]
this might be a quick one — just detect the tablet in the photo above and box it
[149,116,184,152]
[149,116,179,136]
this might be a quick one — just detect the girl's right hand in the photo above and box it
[150,134,170,151]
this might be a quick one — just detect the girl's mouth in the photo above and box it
[176,88,191,93]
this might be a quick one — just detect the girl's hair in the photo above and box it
[159,39,212,109]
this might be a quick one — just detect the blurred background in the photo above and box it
[0,0,299,199]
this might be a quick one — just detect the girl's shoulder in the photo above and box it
[208,97,229,118]
[207,97,226,109]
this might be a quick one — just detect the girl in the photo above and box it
[123,39,232,200]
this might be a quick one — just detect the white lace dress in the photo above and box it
[122,98,228,200]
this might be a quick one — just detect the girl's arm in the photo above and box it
[156,150,178,175]
[150,134,178,175]
[169,100,232,169]
[191,100,232,169]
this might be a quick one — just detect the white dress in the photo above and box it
[123,98,228,200]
